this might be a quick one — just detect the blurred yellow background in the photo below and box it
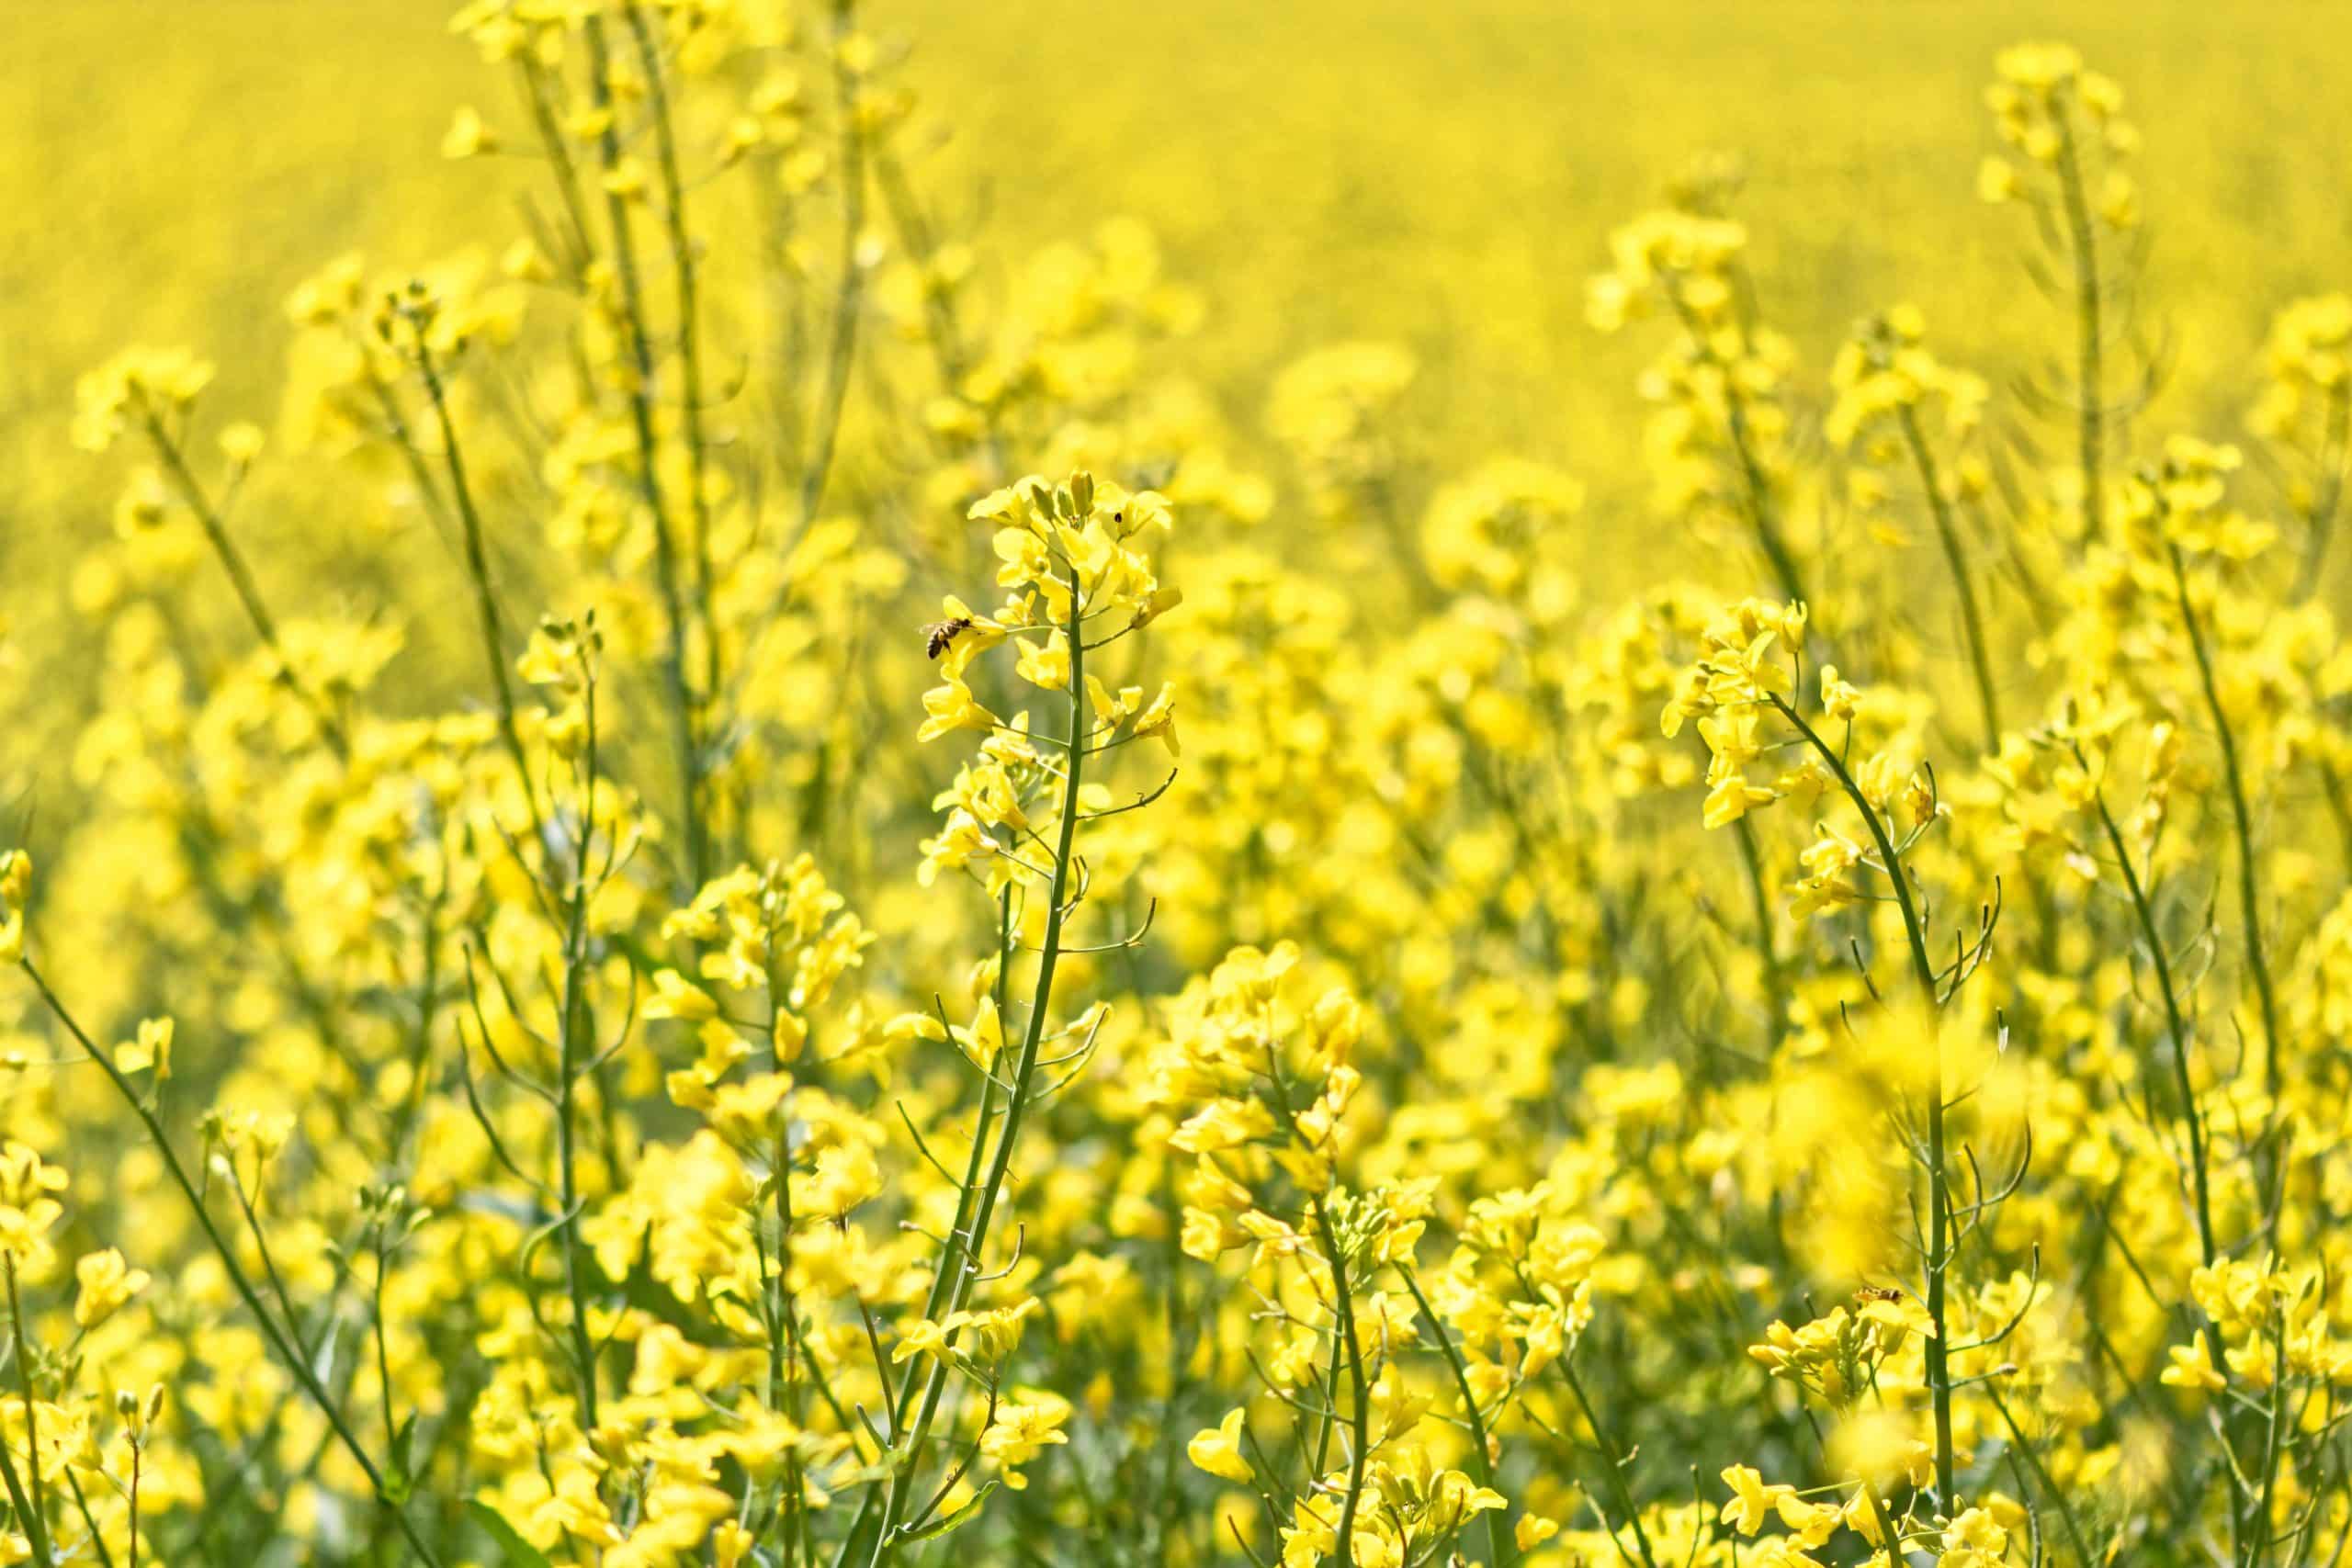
[4,0,2345,614]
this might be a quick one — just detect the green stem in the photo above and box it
[141,413,349,760]
[800,0,869,528]
[1400,1267,1511,1566]
[1558,1358,1658,1568]
[16,959,447,1567]
[1767,694,1954,1505]
[583,9,708,889]
[1896,403,2002,750]
[0,1416,51,1568]
[2052,100,2105,539]
[1309,1195,1372,1568]
[3,1256,51,1565]
[2076,759,2218,1269]
[2165,542,2282,1108]
[1985,1381,2097,1567]
[1731,813,1784,1043]
[409,339,543,835]
[1664,288,1805,606]
[864,584,1090,1562]
[623,2,725,757]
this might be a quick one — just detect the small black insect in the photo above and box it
[924,617,973,660]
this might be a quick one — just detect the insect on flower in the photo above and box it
[923,616,973,660]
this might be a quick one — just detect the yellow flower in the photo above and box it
[645,969,720,1022]
[954,997,1007,1075]
[1719,1465,1792,1535]
[1188,1408,1253,1483]
[442,105,497,159]
[917,676,1001,742]
[74,1247,151,1326]
[2160,1337,2225,1394]
[116,1015,174,1079]
[979,1392,1071,1486]
[1939,1506,2008,1568]
[1515,1515,1561,1551]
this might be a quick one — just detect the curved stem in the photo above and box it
[15,959,447,1567]
[1558,1358,1658,1568]
[2165,542,2282,1106]
[1765,694,1953,1505]
[141,414,349,760]
[2075,758,2217,1269]
[1897,403,2002,750]
[1400,1267,1511,1566]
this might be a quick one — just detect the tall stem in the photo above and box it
[15,960,447,1567]
[1897,404,2002,750]
[1767,694,1954,1505]
[410,341,543,835]
[4,1257,49,1562]
[1559,1359,1659,1568]
[141,414,349,760]
[582,11,708,888]
[2292,383,2351,602]
[2052,102,2105,539]
[623,3,725,743]
[552,678,605,1436]
[800,0,869,528]
[864,587,1089,1561]
[1665,288,1805,606]
[1309,1196,1371,1568]
[2165,543,2281,1104]
[0,1407,51,1568]
[1399,1267,1511,1567]
[2076,762,2217,1268]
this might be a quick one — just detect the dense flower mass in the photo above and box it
[4,8,2352,1568]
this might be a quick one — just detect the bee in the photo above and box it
[923,616,973,660]
[1855,1286,1904,1303]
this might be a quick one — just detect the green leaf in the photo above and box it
[899,1479,1000,1542]
[467,1500,554,1568]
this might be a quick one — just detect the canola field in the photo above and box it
[4,3,2352,1565]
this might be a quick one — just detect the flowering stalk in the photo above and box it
[868,591,1087,1560]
